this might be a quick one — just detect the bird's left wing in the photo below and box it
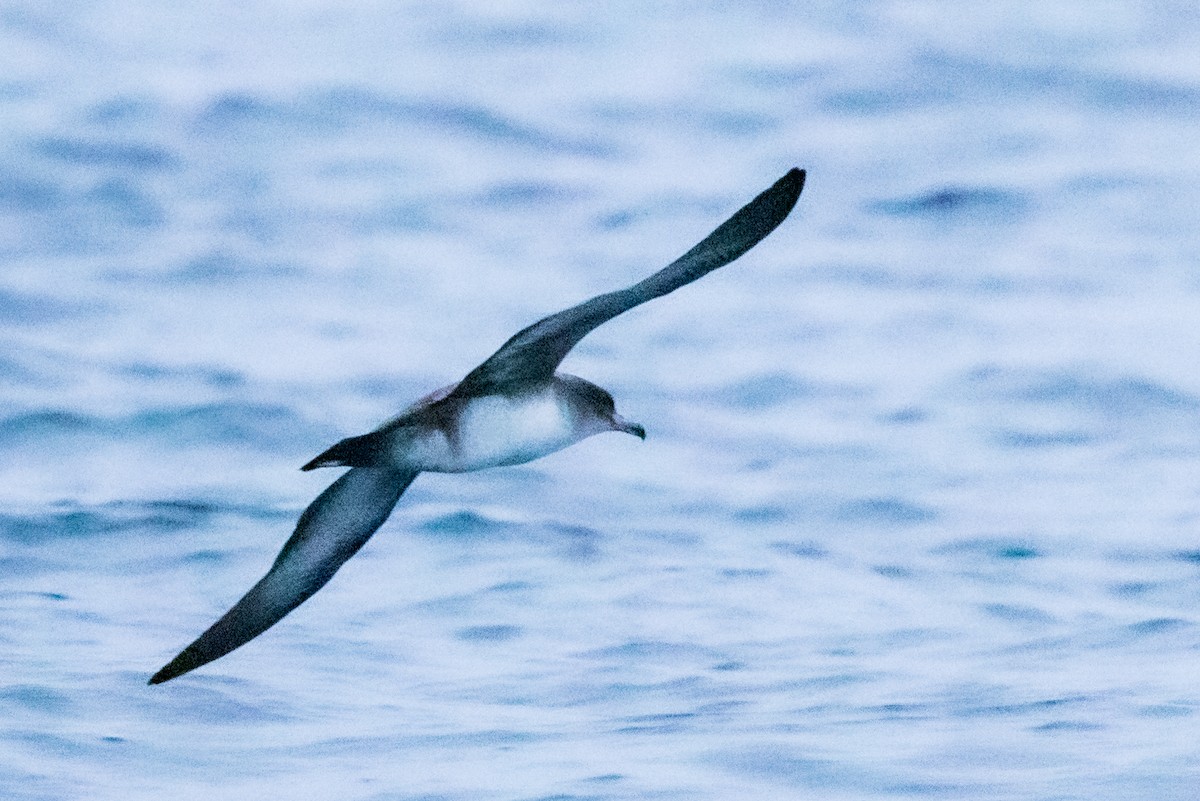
[149,467,418,684]
[451,168,805,397]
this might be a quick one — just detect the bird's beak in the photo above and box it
[611,413,646,440]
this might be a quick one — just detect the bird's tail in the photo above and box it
[149,467,418,684]
[300,432,385,471]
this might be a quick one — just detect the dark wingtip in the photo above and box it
[148,659,185,685]
[781,167,806,203]
[300,434,380,472]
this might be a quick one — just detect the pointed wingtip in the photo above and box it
[147,666,175,685]
[148,651,196,685]
[782,167,806,201]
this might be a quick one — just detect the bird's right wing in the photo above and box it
[149,467,418,684]
[452,168,805,397]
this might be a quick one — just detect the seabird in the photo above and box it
[149,168,806,684]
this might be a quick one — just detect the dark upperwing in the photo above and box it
[451,168,806,398]
[149,467,418,684]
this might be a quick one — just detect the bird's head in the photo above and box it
[558,374,646,441]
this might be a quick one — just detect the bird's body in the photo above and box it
[150,168,806,684]
[338,374,637,474]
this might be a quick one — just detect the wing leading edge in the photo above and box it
[453,168,806,397]
[149,467,418,684]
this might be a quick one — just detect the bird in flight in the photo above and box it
[150,168,806,684]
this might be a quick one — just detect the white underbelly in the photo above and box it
[412,393,583,473]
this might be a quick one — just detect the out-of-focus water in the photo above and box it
[3,2,1199,799]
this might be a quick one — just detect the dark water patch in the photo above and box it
[995,429,1094,448]
[809,262,954,291]
[870,186,1028,221]
[584,773,624,783]
[873,564,912,579]
[0,410,104,442]
[130,402,310,450]
[837,497,936,526]
[417,510,522,541]
[0,169,62,212]
[771,541,827,559]
[1110,581,1155,598]
[878,623,950,652]
[119,361,243,389]
[956,55,1200,116]
[935,538,1041,561]
[1127,617,1190,637]
[0,497,226,544]
[456,624,523,642]
[821,48,1200,118]
[714,747,851,790]
[1031,720,1104,732]
[865,701,935,720]
[0,590,71,601]
[408,99,616,157]
[286,729,542,759]
[87,96,162,125]
[183,548,232,566]
[823,83,951,116]
[733,505,787,524]
[1174,550,1200,565]
[715,744,969,795]
[475,181,582,208]
[781,672,869,692]
[0,684,71,714]
[487,580,534,593]
[593,207,648,231]
[710,372,818,409]
[720,567,771,579]
[196,88,617,157]
[699,109,776,137]
[144,683,293,725]
[981,603,1054,624]
[7,729,92,759]
[545,522,602,562]
[86,178,164,228]
[730,63,826,90]
[32,136,177,171]
[580,641,723,663]
[1141,704,1193,718]
[616,710,696,734]
[961,694,1090,718]
[965,367,1200,418]
[437,18,583,48]
[112,251,305,284]
[181,251,288,281]
[1020,375,1198,416]
[881,406,927,425]
[349,202,438,234]
[195,92,283,129]
[0,506,200,543]
[0,288,91,324]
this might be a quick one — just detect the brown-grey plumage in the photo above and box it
[149,468,416,684]
[150,168,805,684]
[452,167,806,397]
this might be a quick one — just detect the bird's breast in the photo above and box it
[407,391,585,473]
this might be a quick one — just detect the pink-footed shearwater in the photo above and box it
[149,168,806,684]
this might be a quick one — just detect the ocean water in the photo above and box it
[3,2,1200,798]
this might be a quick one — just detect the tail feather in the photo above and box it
[301,432,384,471]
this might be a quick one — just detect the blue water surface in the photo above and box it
[2,2,1199,799]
